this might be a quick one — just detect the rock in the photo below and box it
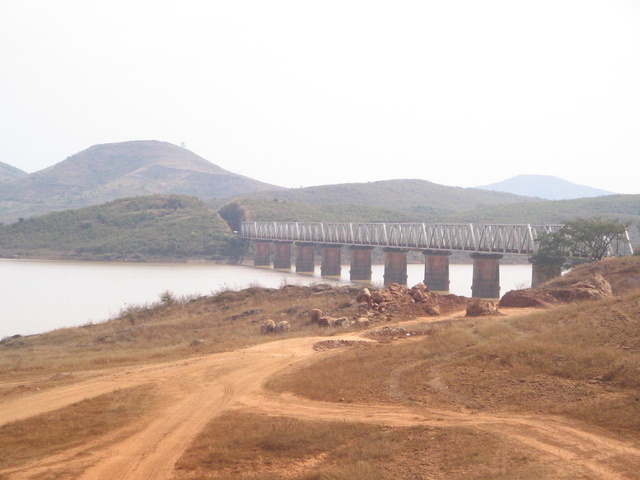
[425,305,440,316]
[356,287,372,303]
[260,319,276,334]
[190,339,210,347]
[309,309,323,324]
[333,317,349,327]
[354,317,370,327]
[466,298,499,316]
[317,316,334,327]
[312,283,333,292]
[499,273,614,308]
[275,320,291,333]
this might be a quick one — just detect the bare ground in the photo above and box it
[1,308,640,479]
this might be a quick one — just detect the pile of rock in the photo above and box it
[309,283,467,327]
[356,283,465,322]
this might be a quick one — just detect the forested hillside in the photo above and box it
[0,195,239,261]
[245,179,535,216]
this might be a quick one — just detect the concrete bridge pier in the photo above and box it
[383,248,408,286]
[423,250,451,293]
[295,243,315,273]
[349,246,374,281]
[530,261,562,287]
[254,241,271,267]
[273,242,292,270]
[321,244,342,278]
[471,253,503,299]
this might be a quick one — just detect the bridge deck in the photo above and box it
[240,222,566,255]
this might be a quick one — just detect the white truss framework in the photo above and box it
[240,222,634,257]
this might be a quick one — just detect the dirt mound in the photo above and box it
[547,256,640,295]
[356,283,468,322]
[500,273,613,308]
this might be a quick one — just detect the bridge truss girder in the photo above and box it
[240,222,634,257]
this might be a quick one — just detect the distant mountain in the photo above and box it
[244,179,536,217]
[476,175,615,200]
[0,140,282,223]
[0,162,27,182]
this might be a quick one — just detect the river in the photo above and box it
[0,259,532,338]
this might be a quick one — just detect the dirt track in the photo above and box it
[2,312,640,479]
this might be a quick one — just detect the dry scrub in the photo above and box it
[0,284,360,380]
[0,384,157,471]
[171,412,564,480]
[269,291,640,438]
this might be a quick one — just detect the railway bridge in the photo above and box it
[240,222,633,299]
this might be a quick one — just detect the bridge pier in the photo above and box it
[273,242,292,270]
[530,260,561,287]
[320,244,342,277]
[471,253,502,299]
[423,250,451,293]
[253,241,271,267]
[383,248,408,286]
[349,246,374,281]
[295,243,315,273]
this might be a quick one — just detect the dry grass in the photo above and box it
[171,412,563,480]
[0,284,360,380]
[0,384,157,471]
[269,290,640,438]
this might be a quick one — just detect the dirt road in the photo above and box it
[2,313,640,479]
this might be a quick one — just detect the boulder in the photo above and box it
[275,320,291,333]
[260,319,276,334]
[466,298,499,317]
[356,287,372,303]
[309,309,323,324]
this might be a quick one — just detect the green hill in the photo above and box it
[0,140,281,223]
[0,195,239,261]
[218,198,427,232]
[443,194,640,224]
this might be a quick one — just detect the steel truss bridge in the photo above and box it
[240,222,634,256]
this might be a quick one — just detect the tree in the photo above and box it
[532,217,630,270]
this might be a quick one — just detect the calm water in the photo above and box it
[0,259,531,338]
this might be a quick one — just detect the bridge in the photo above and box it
[240,222,633,298]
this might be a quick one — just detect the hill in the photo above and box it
[0,194,238,261]
[476,174,615,200]
[444,194,640,224]
[0,162,27,182]
[0,140,281,223]
[218,198,427,231]
[243,178,536,217]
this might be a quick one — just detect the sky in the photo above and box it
[1,0,639,193]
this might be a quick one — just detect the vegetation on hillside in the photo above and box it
[530,218,632,274]
[0,195,240,261]
[444,194,640,225]
[218,198,427,231]
[246,178,535,215]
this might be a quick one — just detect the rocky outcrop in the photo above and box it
[500,273,614,308]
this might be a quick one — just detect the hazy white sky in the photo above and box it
[1,0,639,193]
